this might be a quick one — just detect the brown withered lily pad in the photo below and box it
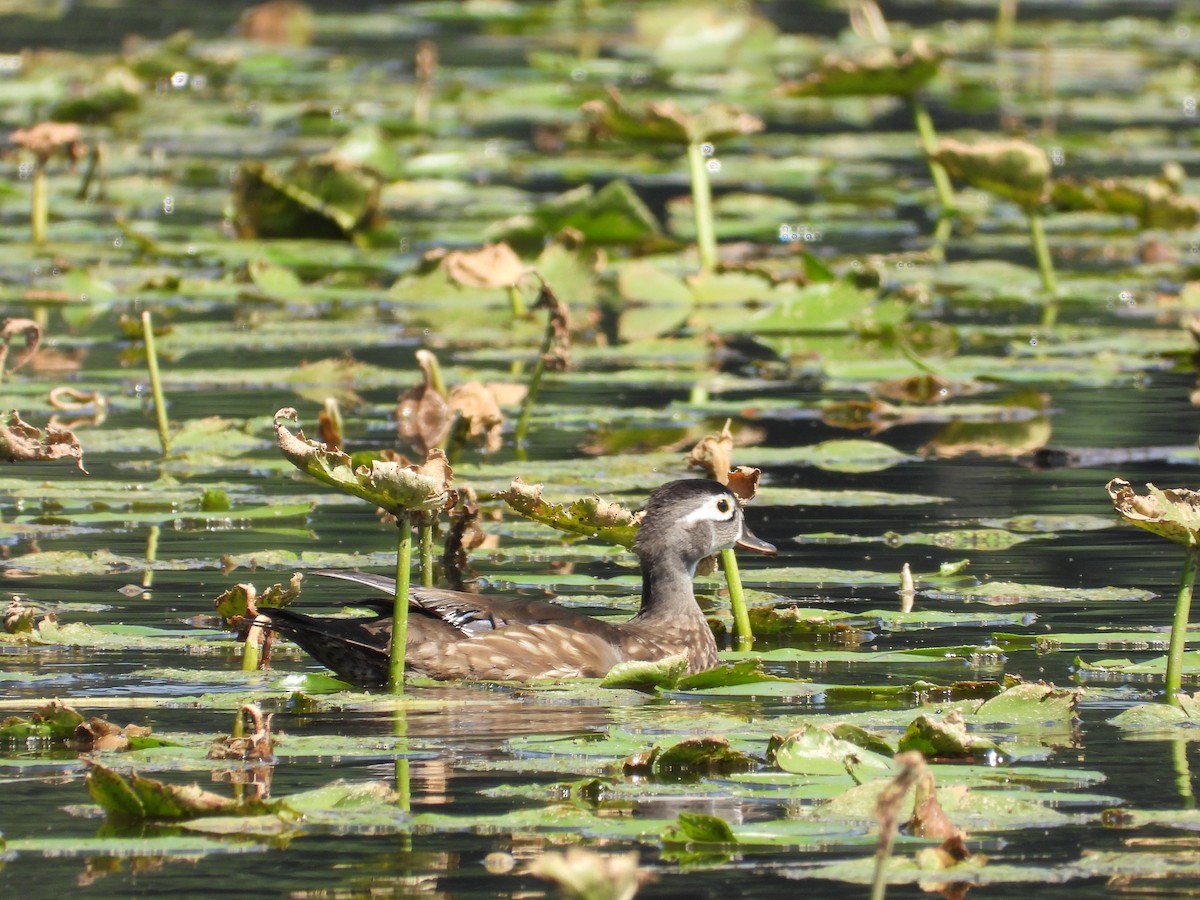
[437,242,527,289]
[397,349,453,454]
[1107,479,1200,547]
[0,410,86,471]
[275,407,454,515]
[208,704,275,762]
[685,420,760,503]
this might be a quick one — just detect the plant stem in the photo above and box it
[1027,211,1058,327]
[910,97,956,261]
[870,825,896,900]
[242,618,262,672]
[388,514,413,694]
[141,311,172,456]
[507,284,525,318]
[419,511,434,588]
[1165,544,1199,705]
[142,524,159,589]
[394,706,411,812]
[1172,737,1195,807]
[514,309,556,448]
[31,161,47,245]
[720,547,754,651]
[686,142,718,273]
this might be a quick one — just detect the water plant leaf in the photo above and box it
[274,407,454,514]
[897,712,1001,759]
[0,410,85,471]
[654,736,758,777]
[581,86,763,145]
[233,158,381,241]
[85,760,281,821]
[930,138,1051,211]
[972,682,1081,724]
[499,479,639,548]
[772,726,894,778]
[601,653,688,690]
[661,810,737,845]
[782,38,946,97]
[1107,479,1200,547]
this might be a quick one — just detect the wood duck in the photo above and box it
[261,479,775,685]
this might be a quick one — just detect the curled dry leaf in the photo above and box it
[533,280,571,372]
[214,573,303,634]
[4,596,34,634]
[73,717,152,753]
[685,420,761,503]
[1107,478,1200,547]
[276,407,454,515]
[448,381,505,454]
[208,703,275,762]
[500,478,639,548]
[397,349,452,454]
[9,121,84,161]
[0,410,86,472]
[0,318,40,375]
[443,486,496,592]
[439,242,527,289]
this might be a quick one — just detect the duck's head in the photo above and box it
[632,479,776,571]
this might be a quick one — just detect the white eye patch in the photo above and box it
[678,495,737,525]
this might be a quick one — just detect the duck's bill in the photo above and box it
[737,531,777,555]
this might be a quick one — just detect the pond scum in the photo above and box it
[4,0,1200,896]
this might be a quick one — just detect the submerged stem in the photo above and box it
[141,311,172,456]
[31,162,47,245]
[720,547,754,651]
[1165,544,1199,705]
[389,514,413,694]
[687,142,717,273]
[1027,212,1058,328]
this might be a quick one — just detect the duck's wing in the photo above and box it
[312,569,615,635]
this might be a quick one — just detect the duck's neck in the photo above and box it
[630,551,705,624]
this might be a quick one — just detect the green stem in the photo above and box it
[1165,545,1199,706]
[31,162,47,245]
[389,515,413,694]
[419,512,434,588]
[686,142,717,273]
[1027,211,1059,327]
[242,620,261,672]
[720,547,754,651]
[394,706,411,812]
[141,311,172,456]
[1172,738,1195,807]
[141,524,159,589]
[507,284,525,319]
[995,0,1018,50]
[910,97,956,260]
[514,310,556,448]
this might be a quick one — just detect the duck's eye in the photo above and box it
[715,497,732,515]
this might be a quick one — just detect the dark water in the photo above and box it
[4,0,1200,897]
